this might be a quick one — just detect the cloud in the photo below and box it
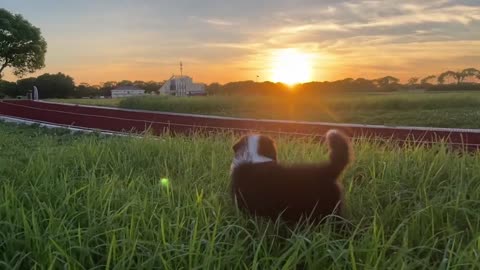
[347,5,480,28]
[278,23,349,34]
[272,2,480,37]
[2,0,480,83]
[194,17,234,26]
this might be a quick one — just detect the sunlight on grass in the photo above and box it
[52,92,480,129]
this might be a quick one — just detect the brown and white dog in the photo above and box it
[230,130,352,224]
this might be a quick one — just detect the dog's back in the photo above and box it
[231,130,352,223]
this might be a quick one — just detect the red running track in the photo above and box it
[1,100,480,151]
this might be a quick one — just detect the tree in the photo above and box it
[352,78,376,91]
[73,83,100,98]
[407,77,419,87]
[438,71,461,84]
[35,72,75,98]
[461,68,480,82]
[133,80,163,93]
[117,80,133,86]
[0,8,47,79]
[99,81,117,96]
[0,79,17,97]
[420,75,436,85]
[206,82,222,95]
[15,77,36,96]
[438,68,480,84]
[373,76,400,91]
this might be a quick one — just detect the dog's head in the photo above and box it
[231,134,277,168]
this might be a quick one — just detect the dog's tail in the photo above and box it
[326,129,352,175]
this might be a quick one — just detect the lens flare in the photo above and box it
[161,178,169,187]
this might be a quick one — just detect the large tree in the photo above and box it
[15,76,36,96]
[373,76,400,91]
[0,8,47,79]
[35,72,75,98]
[461,68,480,82]
[438,71,461,84]
[438,68,480,84]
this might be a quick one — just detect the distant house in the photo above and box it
[158,75,206,96]
[111,85,146,98]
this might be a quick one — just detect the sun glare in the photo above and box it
[270,49,313,85]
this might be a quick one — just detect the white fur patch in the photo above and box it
[326,129,340,139]
[231,135,273,169]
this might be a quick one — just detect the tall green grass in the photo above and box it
[116,92,480,112]
[55,92,480,128]
[0,122,479,269]
[50,98,124,107]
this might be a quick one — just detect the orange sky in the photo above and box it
[2,1,480,85]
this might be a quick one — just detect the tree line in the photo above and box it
[1,68,480,99]
[206,68,480,96]
[0,74,164,99]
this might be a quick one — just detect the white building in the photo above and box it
[158,75,206,96]
[111,86,146,98]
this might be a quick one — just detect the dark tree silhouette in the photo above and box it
[0,79,17,97]
[438,68,480,84]
[373,76,400,91]
[420,75,436,85]
[462,68,480,82]
[0,8,47,78]
[15,77,36,96]
[34,73,75,98]
[407,77,419,87]
[438,71,461,84]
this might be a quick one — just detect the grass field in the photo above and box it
[53,91,480,129]
[1,122,479,269]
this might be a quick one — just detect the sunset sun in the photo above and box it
[270,49,313,85]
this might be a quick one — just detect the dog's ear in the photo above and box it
[258,135,277,160]
[232,136,246,153]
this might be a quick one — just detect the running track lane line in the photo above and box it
[0,100,479,151]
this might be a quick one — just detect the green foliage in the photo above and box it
[34,72,75,98]
[0,73,74,98]
[0,122,479,268]
[15,76,36,96]
[73,83,101,98]
[0,79,16,97]
[0,8,47,78]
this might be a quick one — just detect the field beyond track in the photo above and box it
[0,122,479,268]
[53,91,480,129]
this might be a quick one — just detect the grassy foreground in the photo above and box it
[0,122,479,269]
[54,91,480,129]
